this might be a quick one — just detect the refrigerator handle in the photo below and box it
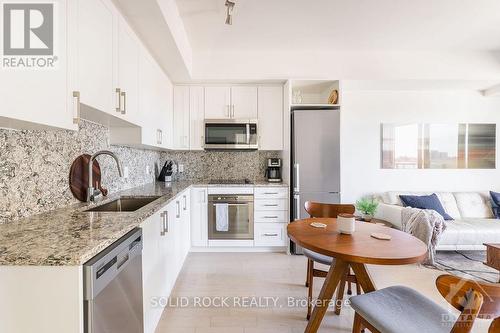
[293,163,300,192]
[293,194,300,221]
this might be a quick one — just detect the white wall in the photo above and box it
[193,50,500,81]
[341,90,500,203]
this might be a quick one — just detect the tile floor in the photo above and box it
[155,252,491,333]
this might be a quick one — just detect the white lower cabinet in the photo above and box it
[181,190,191,256]
[254,223,287,246]
[254,187,289,247]
[141,209,165,333]
[141,192,190,333]
[190,186,288,248]
[190,187,208,247]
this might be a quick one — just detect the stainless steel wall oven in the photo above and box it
[208,194,254,239]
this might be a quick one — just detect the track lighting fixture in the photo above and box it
[225,0,235,25]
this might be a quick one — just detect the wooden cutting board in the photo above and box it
[69,154,108,202]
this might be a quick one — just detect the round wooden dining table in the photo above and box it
[287,218,428,333]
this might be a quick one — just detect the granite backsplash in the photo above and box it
[0,120,161,223]
[0,120,280,223]
[160,150,280,182]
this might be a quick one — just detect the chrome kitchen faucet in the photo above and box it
[87,150,123,202]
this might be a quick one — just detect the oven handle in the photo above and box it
[211,202,251,206]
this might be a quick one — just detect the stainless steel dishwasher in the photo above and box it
[83,228,143,333]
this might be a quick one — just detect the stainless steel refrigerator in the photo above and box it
[291,108,341,254]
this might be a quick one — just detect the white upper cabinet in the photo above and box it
[110,46,173,150]
[231,86,258,119]
[77,0,115,114]
[189,86,205,150]
[139,49,172,149]
[173,86,190,150]
[156,68,173,149]
[0,0,76,131]
[204,86,257,119]
[258,86,283,150]
[116,15,140,124]
[204,86,231,119]
[172,84,283,151]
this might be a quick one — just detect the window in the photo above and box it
[381,123,496,169]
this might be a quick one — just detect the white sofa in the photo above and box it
[375,191,500,250]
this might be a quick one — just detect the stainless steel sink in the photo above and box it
[85,196,161,212]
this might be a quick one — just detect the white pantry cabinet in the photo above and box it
[0,0,76,131]
[258,86,283,150]
[173,86,190,149]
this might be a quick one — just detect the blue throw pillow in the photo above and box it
[489,191,500,219]
[399,193,453,220]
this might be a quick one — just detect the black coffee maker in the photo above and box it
[265,158,282,183]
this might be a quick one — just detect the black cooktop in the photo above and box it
[208,178,253,185]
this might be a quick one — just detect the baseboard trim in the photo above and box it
[189,246,287,253]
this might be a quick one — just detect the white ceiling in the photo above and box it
[176,0,500,53]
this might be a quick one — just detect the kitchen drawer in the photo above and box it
[254,210,288,223]
[254,187,288,199]
[254,223,287,246]
[254,199,287,211]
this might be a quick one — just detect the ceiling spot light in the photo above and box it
[225,0,235,25]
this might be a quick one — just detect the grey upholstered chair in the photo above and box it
[350,274,500,333]
[303,201,361,320]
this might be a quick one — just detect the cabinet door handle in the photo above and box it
[115,88,121,113]
[231,105,235,118]
[161,212,165,235]
[263,204,278,207]
[183,195,187,210]
[264,192,279,195]
[120,91,126,114]
[176,201,180,218]
[264,216,278,219]
[72,91,80,124]
[164,211,168,233]
[264,233,278,237]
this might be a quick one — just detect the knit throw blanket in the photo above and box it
[401,207,447,265]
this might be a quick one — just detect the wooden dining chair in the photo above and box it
[350,274,500,333]
[303,201,361,320]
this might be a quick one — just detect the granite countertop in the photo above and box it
[0,180,288,266]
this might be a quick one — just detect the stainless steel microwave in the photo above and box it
[204,119,258,150]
